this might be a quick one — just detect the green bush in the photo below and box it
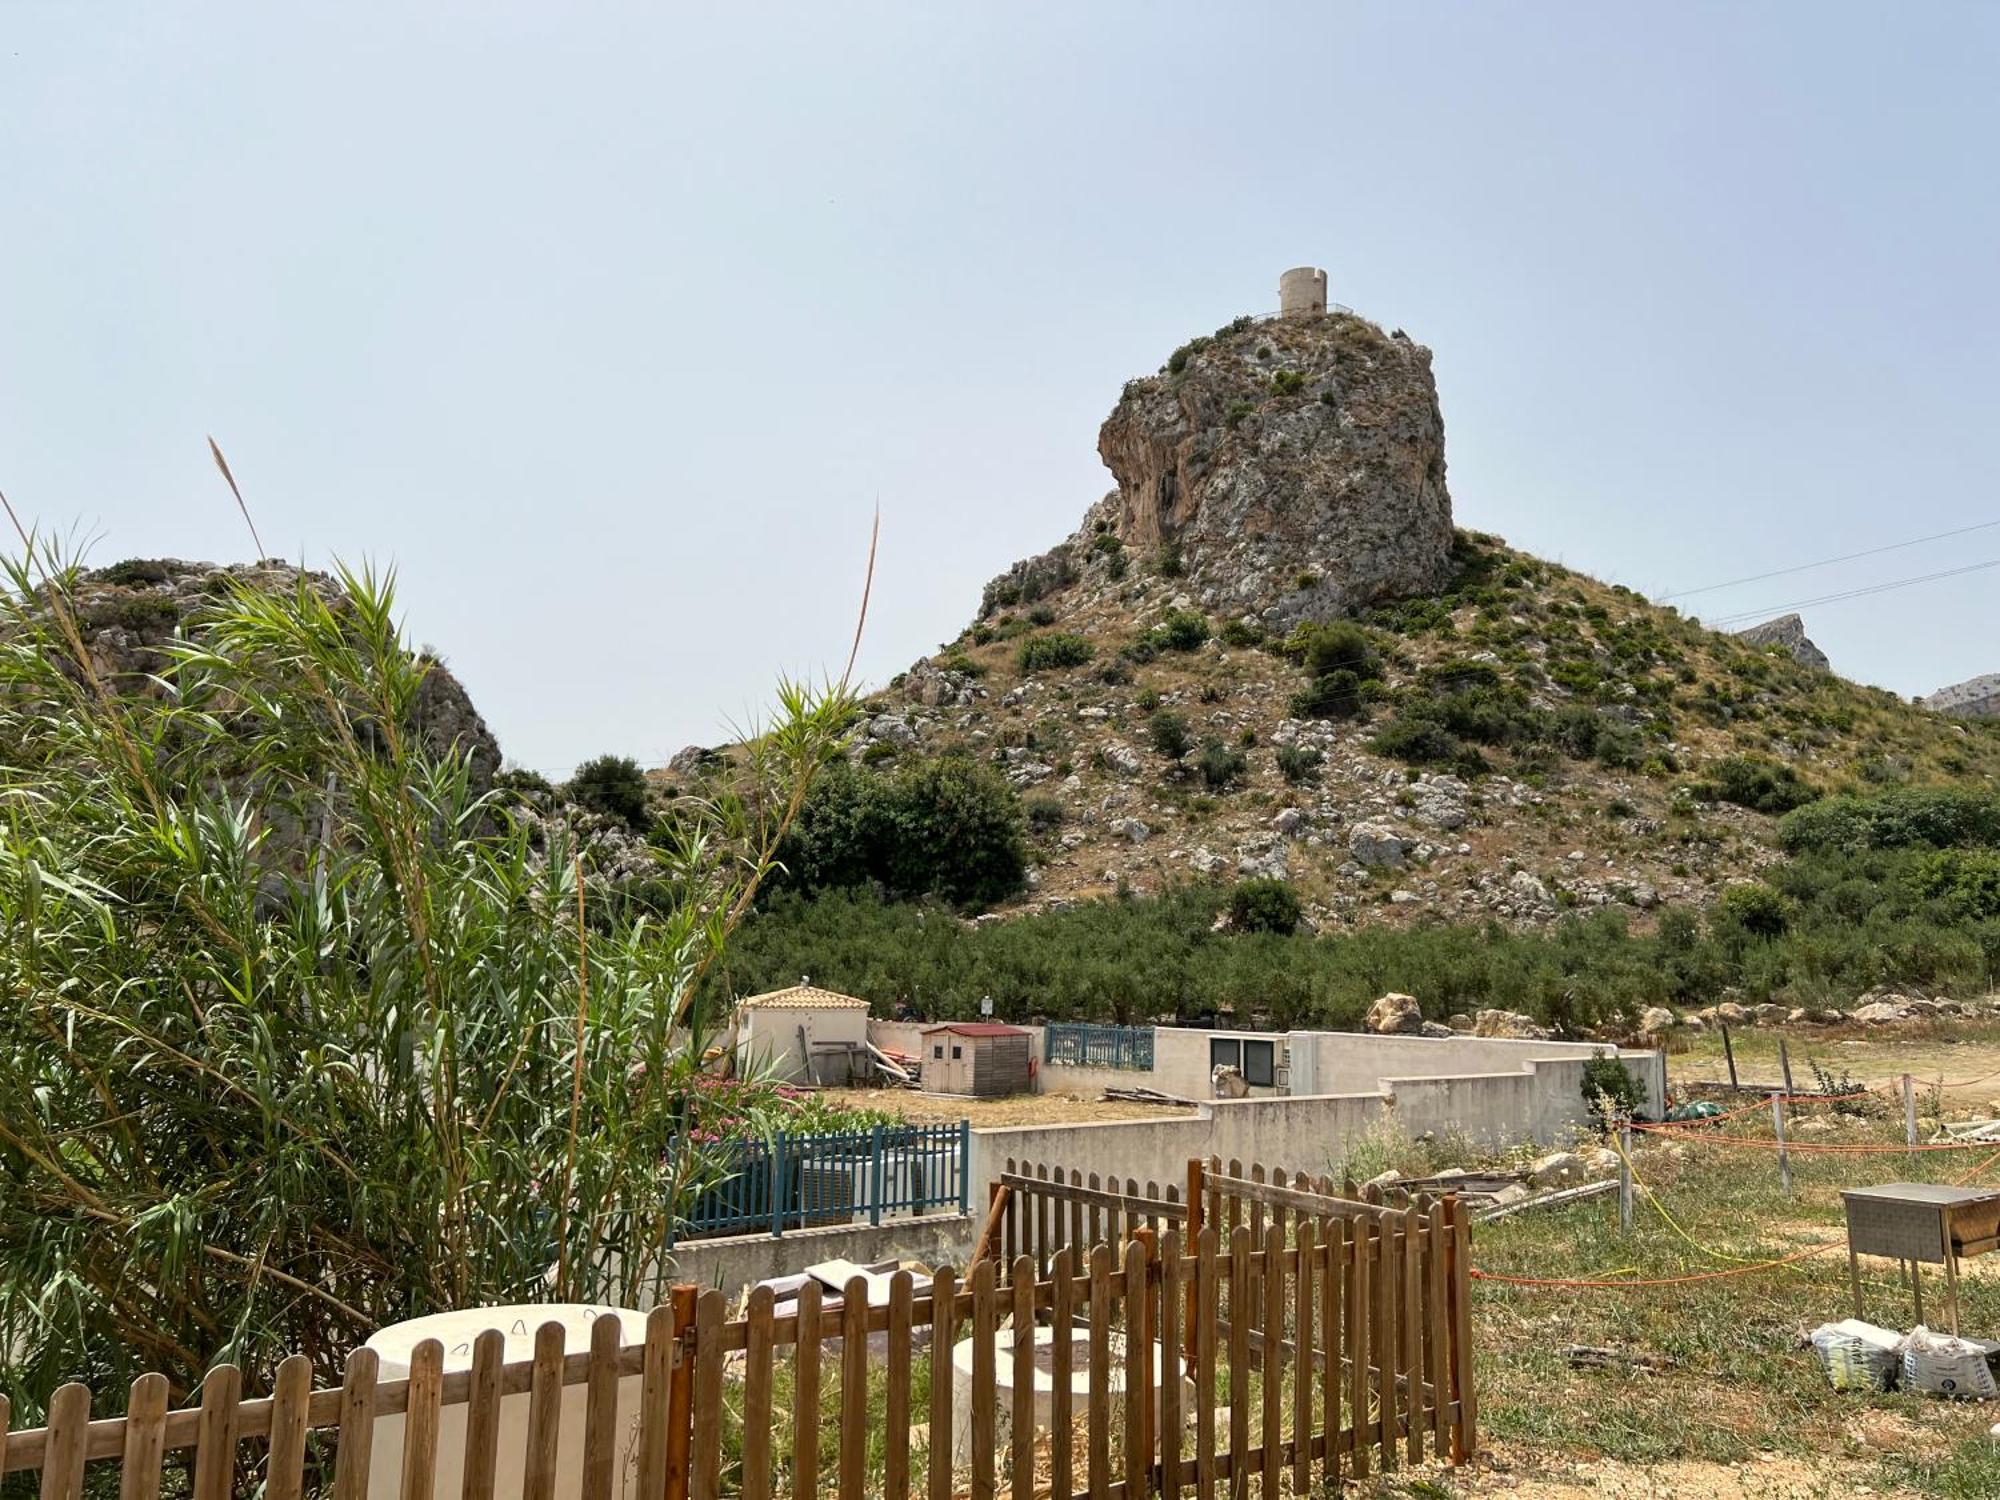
[1286,621,1381,680]
[1023,794,1068,834]
[777,755,1027,909]
[1713,882,1791,938]
[1271,369,1307,396]
[1157,541,1184,578]
[1219,619,1262,648]
[1151,609,1211,652]
[1195,739,1248,789]
[1778,789,2000,853]
[1150,710,1192,759]
[1695,755,1818,814]
[1582,1054,1647,1127]
[1229,878,1302,935]
[1908,849,2000,920]
[1224,400,1257,429]
[1275,743,1323,785]
[567,754,653,831]
[1291,668,1365,721]
[1016,632,1095,673]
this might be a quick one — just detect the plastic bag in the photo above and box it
[1902,1325,2000,1400]
[1810,1319,1904,1392]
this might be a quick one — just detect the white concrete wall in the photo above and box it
[739,1005,869,1083]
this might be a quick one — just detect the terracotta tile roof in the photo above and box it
[737,983,869,1011]
[922,1022,1027,1038]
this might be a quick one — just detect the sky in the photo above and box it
[4,3,1997,775]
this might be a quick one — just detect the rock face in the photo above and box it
[1734,614,1829,671]
[64,558,502,789]
[1923,673,2000,720]
[1365,992,1424,1035]
[987,310,1452,627]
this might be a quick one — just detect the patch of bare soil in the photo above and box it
[1453,1444,1919,1499]
[818,1087,1196,1127]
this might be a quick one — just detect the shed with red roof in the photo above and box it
[921,1021,1032,1097]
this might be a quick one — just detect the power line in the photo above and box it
[1660,518,2000,601]
[1705,556,2000,628]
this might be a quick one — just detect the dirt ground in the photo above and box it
[1439,1444,1938,1499]
[817,1086,1196,1127]
[1669,1017,2000,1111]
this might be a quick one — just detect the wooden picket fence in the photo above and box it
[0,1158,1476,1500]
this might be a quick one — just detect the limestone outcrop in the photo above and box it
[982,310,1453,627]
[61,558,501,789]
[1734,613,1829,671]
[1923,673,2000,720]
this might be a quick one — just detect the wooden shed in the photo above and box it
[921,1022,1032,1097]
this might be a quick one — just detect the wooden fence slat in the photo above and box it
[1260,1225,1282,1500]
[1088,1243,1112,1500]
[460,1330,505,1500]
[1226,1226,1248,1500]
[1374,1221,1395,1473]
[1195,1228,1217,1500]
[267,1355,314,1500]
[1012,1256,1036,1500]
[691,1292,724,1500]
[1123,1238,1147,1500]
[1292,1221,1314,1494]
[1159,1229,1183,1500]
[885,1272,913,1500]
[970,1259,998,1500]
[1348,1222,1370,1480]
[839,1276,868,1500]
[116,1374,168,1500]
[664,1286,696,1500]
[1321,1221,1343,1484]
[524,1322,566,1500]
[1425,1201,1448,1451]
[638,1307,677,1500]
[37,1384,88,1500]
[793,1282,822,1500]
[927,1269,956,1500]
[1449,1196,1478,1463]
[1051,1248,1075,1500]
[333,1347,381,1500]
[581,1312,623,1500]
[399,1340,444,1500]
[191,1365,241,1500]
[737,1290,774,1500]
[1403,1211,1423,1465]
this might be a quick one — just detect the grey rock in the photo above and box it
[1349,820,1410,871]
[1365,992,1424,1035]
[1109,817,1150,844]
[1923,673,2000,720]
[1734,613,1830,671]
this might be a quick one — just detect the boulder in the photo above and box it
[1715,1001,1750,1025]
[1365,992,1424,1036]
[1528,1151,1583,1188]
[1349,821,1410,871]
[1473,1008,1554,1041]
[1447,1013,1474,1033]
[1853,1001,1905,1025]
[1751,1003,1787,1024]
[1418,1021,1455,1038]
[1109,817,1150,844]
[1639,1006,1677,1037]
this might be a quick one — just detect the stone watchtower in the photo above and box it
[1278,265,1328,318]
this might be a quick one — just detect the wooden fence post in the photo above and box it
[1617,1117,1633,1235]
[664,1285,698,1500]
[1720,1023,1737,1088]
[1778,1038,1794,1097]
[1903,1073,1918,1160]
[1772,1092,1792,1196]
[1184,1158,1204,1375]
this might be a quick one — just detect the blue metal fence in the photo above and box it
[674,1120,970,1242]
[1042,1023,1156,1071]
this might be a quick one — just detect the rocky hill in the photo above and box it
[795,307,2000,932]
[1732,614,1829,672]
[56,557,502,788]
[1924,673,2000,720]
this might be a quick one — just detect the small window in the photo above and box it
[1242,1039,1276,1087]
[952,1046,964,1060]
[1209,1037,1241,1072]
[933,1044,944,1059]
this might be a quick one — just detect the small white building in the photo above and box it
[734,981,871,1084]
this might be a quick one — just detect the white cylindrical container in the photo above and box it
[365,1303,651,1500]
[949,1325,1193,1465]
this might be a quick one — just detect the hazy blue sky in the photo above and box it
[5,4,1996,772]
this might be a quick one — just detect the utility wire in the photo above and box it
[1660,517,2000,601]
[1704,556,2000,628]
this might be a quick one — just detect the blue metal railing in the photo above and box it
[1042,1024,1155,1071]
[673,1120,970,1242]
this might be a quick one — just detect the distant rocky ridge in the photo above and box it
[1733,613,1829,671]
[983,311,1453,629]
[1923,673,2000,720]
[64,558,502,789]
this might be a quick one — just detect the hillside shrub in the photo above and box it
[1228,878,1302,935]
[1291,668,1365,720]
[1151,609,1211,652]
[1196,739,1248,789]
[1695,755,1818,814]
[1908,849,2000,920]
[1275,742,1323,785]
[567,753,653,831]
[1016,632,1094,672]
[1150,710,1191,759]
[1778,789,2000,853]
[1713,882,1791,939]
